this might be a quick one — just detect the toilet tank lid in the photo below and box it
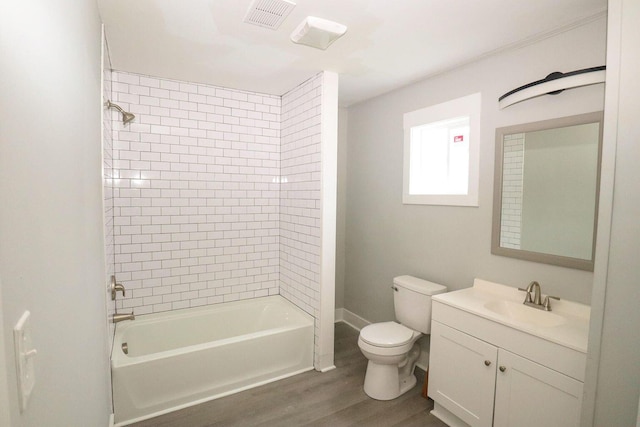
[393,275,447,295]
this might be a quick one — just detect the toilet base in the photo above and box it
[362,342,421,401]
[363,361,417,400]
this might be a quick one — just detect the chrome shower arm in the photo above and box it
[105,100,135,124]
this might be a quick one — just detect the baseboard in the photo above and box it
[109,413,115,427]
[335,307,370,330]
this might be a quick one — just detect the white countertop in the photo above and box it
[432,279,591,353]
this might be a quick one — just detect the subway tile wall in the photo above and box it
[280,74,323,363]
[110,71,281,315]
[500,133,525,249]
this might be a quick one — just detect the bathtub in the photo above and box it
[111,295,314,426]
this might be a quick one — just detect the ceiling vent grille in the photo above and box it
[243,0,296,30]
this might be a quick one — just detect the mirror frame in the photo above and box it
[491,111,604,271]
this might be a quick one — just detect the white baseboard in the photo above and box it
[109,413,115,427]
[335,307,370,330]
[334,307,430,371]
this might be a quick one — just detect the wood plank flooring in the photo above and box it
[129,322,447,427]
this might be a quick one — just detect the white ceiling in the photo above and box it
[98,0,607,107]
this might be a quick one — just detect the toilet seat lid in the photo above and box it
[360,322,415,348]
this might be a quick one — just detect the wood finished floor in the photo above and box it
[129,322,447,427]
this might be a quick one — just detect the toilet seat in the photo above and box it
[360,321,416,348]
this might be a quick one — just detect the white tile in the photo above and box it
[111,71,324,317]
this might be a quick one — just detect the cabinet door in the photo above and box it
[494,349,583,427]
[429,321,498,427]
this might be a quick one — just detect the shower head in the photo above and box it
[121,111,135,124]
[106,100,135,125]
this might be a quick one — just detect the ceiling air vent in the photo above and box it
[243,0,296,30]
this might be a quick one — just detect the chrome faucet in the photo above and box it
[519,281,560,311]
[112,312,135,323]
[525,281,542,306]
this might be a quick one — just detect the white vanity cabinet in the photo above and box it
[429,321,497,427]
[428,283,589,427]
[493,347,583,427]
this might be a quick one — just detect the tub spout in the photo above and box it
[112,312,135,323]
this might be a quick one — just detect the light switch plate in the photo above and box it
[13,310,36,412]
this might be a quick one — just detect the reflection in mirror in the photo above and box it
[492,112,603,271]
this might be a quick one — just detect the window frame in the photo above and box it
[402,92,481,206]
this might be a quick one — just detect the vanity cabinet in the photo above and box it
[429,321,497,427]
[493,346,582,427]
[429,298,586,427]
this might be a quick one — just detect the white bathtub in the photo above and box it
[111,295,314,426]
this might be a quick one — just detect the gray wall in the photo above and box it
[343,17,606,323]
[0,0,111,425]
[335,108,348,309]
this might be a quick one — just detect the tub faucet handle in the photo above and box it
[110,275,126,300]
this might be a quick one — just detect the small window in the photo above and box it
[403,93,481,206]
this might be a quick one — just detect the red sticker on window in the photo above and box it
[454,135,464,142]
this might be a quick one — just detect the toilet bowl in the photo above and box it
[358,276,446,400]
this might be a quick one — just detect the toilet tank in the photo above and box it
[393,275,447,334]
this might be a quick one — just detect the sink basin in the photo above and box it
[484,300,566,328]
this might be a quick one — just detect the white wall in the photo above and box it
[0,281,11,426]
[109,71,281,314]
[102,28,116,415]
[280,73,323,319]
[344,18,606,326]
[280,72,337,371]
[584,0,640,425]
[0,0,111,425]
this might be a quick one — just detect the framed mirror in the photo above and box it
[492,112,603,271]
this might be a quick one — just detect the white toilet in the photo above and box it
[358,275,447,400]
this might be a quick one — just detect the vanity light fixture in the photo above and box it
[498,66,606,109]
[290,16,347,50]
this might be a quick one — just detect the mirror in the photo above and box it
[492,112,603,271]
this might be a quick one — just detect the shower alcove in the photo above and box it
[102,62,339,381]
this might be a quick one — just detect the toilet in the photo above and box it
[358,275,447,400]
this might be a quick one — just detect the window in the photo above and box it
[403,93,481,206]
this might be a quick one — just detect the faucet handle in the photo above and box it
[542,295,560,311]
[110,275,126,300]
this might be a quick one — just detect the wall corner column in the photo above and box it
[316,71,339,371]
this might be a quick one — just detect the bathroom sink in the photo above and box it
[484,300,566,328]
[432,279,591,352]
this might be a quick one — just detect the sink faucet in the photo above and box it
[519,281,560,311]
[112,312,135,323]
[526,281,542,305]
